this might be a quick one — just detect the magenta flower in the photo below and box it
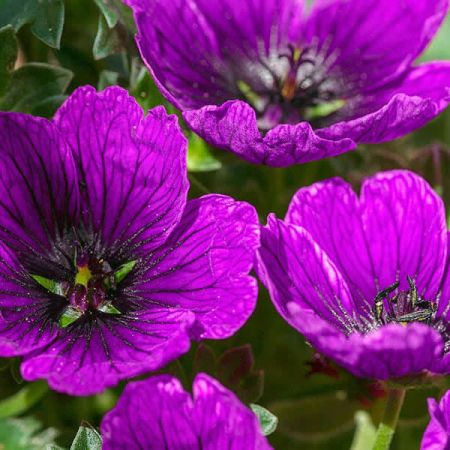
[422,391,450,450]
[0,86,259,395]
[257,170,450,380]
[101,373,272,449]
[125,0,450,167]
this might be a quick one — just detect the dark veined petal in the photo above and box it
[256,215,357,330]
[184,100,355,167]
[304,0,449,94]
[101,373,272,449]
[0,243,59,357]
[287,171,447,301]
[53,86,189,257]
[20,308,195,395]
[135,195,260,339]
[421,392,450,450]
[0,112,79,255]
[125,0,305,110]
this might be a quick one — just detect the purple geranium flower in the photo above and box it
[0,86,259,395]
[257,170,450,380]
[101,373,272,449]
[422,391,450,450]
[124,0,450,167]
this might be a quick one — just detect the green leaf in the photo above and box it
[130,68,172,112]
[93,14,122,60]
[250,404,278,436]
[98,302,121,315]
[29,0,64,48]
[0,0,65,48]
[98,70,120,90]
[0,417,58,450]
[0,381,48,419]
[94,0,118,28]
[0,62,73,116]
[31,275,63,295]
[59,307,82,328]
[187,134,222,172]
[114,260,137,284]
[0,25,18,97]
[350,411,377,450]
[70,425,102,450]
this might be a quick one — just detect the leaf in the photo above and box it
[114,260,137,284]
[251,404,279,436]
[98,70,120,90]
[0,62,73,116]
[94,0,118,28]
[0,0,65,49]
[0,381,49,419]
[0,417,58,450]
[130,68,171,111]
[93,14,122,60]
[187,134,222,172]
[59,307,82,328]
[0,25,18,97]
[31,275,62,295]
[350,411,377,450]
[70,425,102,450]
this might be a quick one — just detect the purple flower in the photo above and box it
[257,170,450,380]
[0,86,259,395]
[422,391,450,450]
[101,373,272,449]
[124,0,450,167]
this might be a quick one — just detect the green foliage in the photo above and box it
[0,417,58,450]
[69,425,102,450]
[251,404,279,436]
[0,382,48,419]
[0,0,65,48]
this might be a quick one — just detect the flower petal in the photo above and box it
[126,0,305,110]
[0,112,79,255]
[421,393,450,450]
[305,0,449,93]
[20,308,195,395]
[54,86,188,256]
[0,243,59,356]
[184,100,355,166]
[136,195,260,339]
[360,171,447,298]
[256,215,357,330]
[286,177,376,306]
[101,373,272,449]
[286,171,447,300]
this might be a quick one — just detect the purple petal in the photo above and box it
[286,170,447,300]
[136,195,260,339]
[305,0,449,93]
[184,100,355,167]
[125,0,304,110]
[0,112,79,255]
[0,243,58,356]
[256,215,357,329]
[20,308,195,395]
[421,392,450,450]
[54,86,188,255]
[101,373,272,449]
[360,171,447,298]
[286,177,377,305]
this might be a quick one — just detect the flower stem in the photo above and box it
[371,388,406,450]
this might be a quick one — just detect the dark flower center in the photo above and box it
[373,276,437,326]
[236,45,345,131]
[28,228,137,328]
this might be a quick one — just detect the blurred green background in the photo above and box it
[0,1,450,448]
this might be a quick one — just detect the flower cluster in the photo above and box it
[1,0,450,448]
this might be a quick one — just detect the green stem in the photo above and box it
[371,388,406,450]
[0,381,48,419]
